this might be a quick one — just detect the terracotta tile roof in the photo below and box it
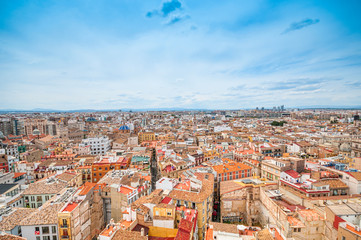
[298,209,324,221]
[209,222,239,234]
[55,172,77,182]
[168,173,214,203]
[62,202,78,212]
[313,179,348,189]
[161,197,172,204]
[0,233,26,240]
[0,208,36,231]
[348,172,361,181]
[13,172,26,178]
[287,216,305,227]
[283,170,300,178]
[22,179,67,195]
[212,160,252,175]
[20,203,64,226]
[132,189,163,209]
[112,230,147,240]
[78,182,97,195]
[256,229,274,240]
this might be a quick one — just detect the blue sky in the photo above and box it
[0,0,361,110]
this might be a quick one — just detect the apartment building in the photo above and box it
[168,172,214,240]
[5,142,20,158]
[0,155,9,172]
[138,132,155,144]
[261,159,291,181]
[220,178,277,224]
[58,182,104,240]
[349,157,361,170]
[0,208,36,236]
[351,139,361,158]
[20,203,64,240]
[110,184,139,222]
[23,118,47,136]
[0,183,23,208]
[98,169,151,223]
[23,177,67,208]
[91,156,129,183]
[80,136,111,155]
[211,158,252,201]
[256,142,285,157]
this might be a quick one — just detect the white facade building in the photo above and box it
[80,136,111,155]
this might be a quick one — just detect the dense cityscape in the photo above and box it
[1,0,361,239]
[0,109,359,239]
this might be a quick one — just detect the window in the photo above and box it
[52,236,57,240]
[37,196,42,202]
[43,236,50,240]
[31,196,35,201]
[42,227,50,234]
[36,237,41,240]
[52,226,57,233]
[45,196,50,201]
[35,227,40,232]
[63,229,69,236]
[167,212,172,216]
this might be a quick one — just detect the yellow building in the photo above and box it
[168,172,214,240]
[138,132,156,144]
[58,183,104,240]
[203,149,220,161]
[349,157,361,170]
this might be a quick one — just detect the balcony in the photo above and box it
[61,236,69,239]
[60,224,68,228]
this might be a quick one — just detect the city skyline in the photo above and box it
[1,0,361,110]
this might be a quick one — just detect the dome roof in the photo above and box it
[119,125,130,130]
[86,117,97,122]
[340,142,351,152]
[33,129,40,135]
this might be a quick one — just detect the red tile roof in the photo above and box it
[284,170,301,178]
[13,172,26,178]
[62,202,78,212]
[161,197,172,204]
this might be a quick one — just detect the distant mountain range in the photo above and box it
[0,105,361,113]
[0,107,212,113]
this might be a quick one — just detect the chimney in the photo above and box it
[141,228,145,236]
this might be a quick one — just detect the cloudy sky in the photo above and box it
[1,0,361,110]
